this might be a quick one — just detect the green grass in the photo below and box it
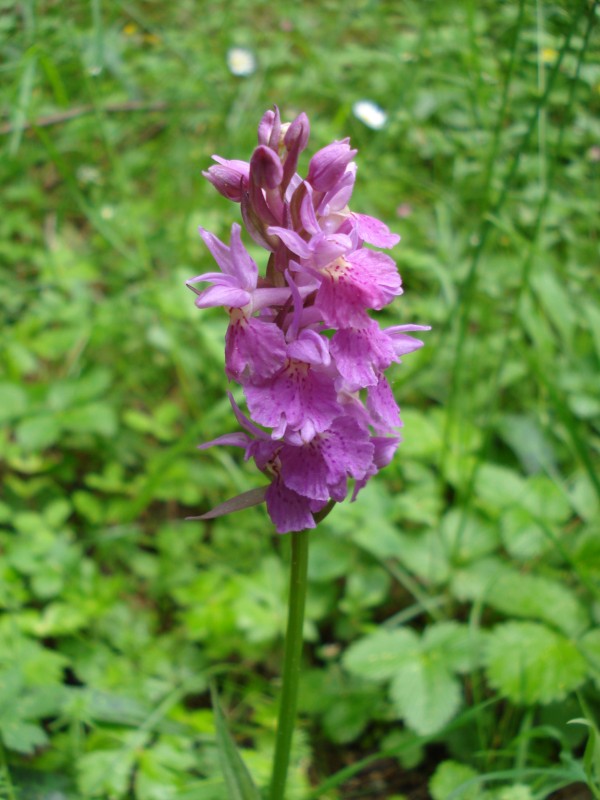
[1,1,599,798]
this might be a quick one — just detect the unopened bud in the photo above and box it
[257,106,281,150]
[284,112,310,153]
[307,139,357,192]
[250,145,283,190]
[203,157,249,202]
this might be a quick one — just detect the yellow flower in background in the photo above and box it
[541,47,558,64]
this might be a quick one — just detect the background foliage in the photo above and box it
[1,0,599,798]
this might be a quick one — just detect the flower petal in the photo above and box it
[265,478,316,533]
[352,213,400,248]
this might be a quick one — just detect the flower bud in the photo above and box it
[284,112,310,154]
[250,145,283,190]
[307,139,357,192]
[281,112,310,189]
[202,157,249,202]
[257,106,281,150]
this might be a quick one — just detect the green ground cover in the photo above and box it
[1,0,599,797]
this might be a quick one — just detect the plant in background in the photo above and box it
[186,107,428,799]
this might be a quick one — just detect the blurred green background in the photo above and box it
[1,1,600,798]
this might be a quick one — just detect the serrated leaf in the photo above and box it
[77,748,136,797]
[343,628,420,682]
[210,683,261,800]
[485,622,587,704]
[389,653,462,736]
[484,571,589,636]
[0,720,48,754]
[423,622,487,673]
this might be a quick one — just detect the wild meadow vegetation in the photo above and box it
[1,1,600,798]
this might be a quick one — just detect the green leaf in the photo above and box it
[210,683,261,800]
[579,629,600,689]
[396,530,451,585]
[61,403,117,437]
[16,415,62,450]
[485,622,587,704]
[498,413,557,474]
[439,509,499,564]
[475,464,527,513]
[500,508,550,561]
[0,720,48,754]
[495,788,533,800]
[308,536,354,582]
[299,669,381,744]
[0,383,28,423]
[343,564,391,611]
[344,626,469,735]
[568,714,600,793]
[77,747,136,797]
[484,571,589,636]
[430,760,480,800]
[520,475,571,522]
[389,652,462,736]
[423,622,487,674]
[343,629,420,682]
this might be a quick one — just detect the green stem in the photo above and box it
[269,528,310,800]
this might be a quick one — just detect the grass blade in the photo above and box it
[210,682,262,800]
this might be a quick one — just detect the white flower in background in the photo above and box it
[352,100,387,130]
[227,47,256,77]
[77,165,101,185]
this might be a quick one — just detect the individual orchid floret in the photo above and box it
[315,248,403,328]
[187,223,289,380]
[330,320,398,389]
[278,417,374,503]
[244,328,342,441]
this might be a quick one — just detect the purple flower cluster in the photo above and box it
[188,108,429,534]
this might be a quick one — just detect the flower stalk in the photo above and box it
[269,528,310,800]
